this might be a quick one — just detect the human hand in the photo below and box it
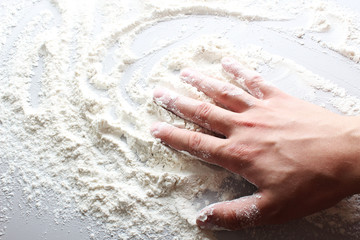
[150,57,360,230]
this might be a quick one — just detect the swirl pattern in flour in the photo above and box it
[1,0,360,239]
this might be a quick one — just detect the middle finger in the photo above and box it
[154,88,233,137]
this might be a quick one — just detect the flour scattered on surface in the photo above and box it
[1,0,360,239]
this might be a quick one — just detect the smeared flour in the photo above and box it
[1,0,360,239]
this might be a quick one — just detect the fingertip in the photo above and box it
[153,88,178,107]
[180,68,196,83]
[221,56,236,67]
[196,204,226,231]
[221,57,245,76]
[153,87,166,99]
[150,122,171,138]
[196,204,214,224]
[196,194,263,231]
[196,208,210,227]
[221,57,242,69]
[180,68,193,76]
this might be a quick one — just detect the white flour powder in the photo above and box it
[1,0,360,239]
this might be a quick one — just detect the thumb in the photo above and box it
[196,193,267,231]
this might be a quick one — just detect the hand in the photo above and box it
[150,57,360,230]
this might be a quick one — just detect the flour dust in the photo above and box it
[1,0,360,239]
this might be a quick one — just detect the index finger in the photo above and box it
[151,122,231,168]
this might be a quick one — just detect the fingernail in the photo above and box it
[150,122,169,137]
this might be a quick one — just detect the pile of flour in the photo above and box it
[1,0,360,239]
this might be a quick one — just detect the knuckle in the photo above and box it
[251,75,263,83]
[222,141,255,170]
[187,132,202,150]
[160,125,176,140]
[229,116,257,128]
[167,96,179,109]
[245,77,264,99]
[245,72,263,85]
[218,84,237,99]
[194,103,213,120]
[196,75,205,86]
[245,75,262,88]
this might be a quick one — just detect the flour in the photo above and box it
[304,1,360,62]
[1,0,360,239]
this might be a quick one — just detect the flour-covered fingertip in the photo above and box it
[153,88,177,108]
[150,122,170,137]
[180,68,196,83]
[196,208,228,231]
[221,56,236,67]
[153,88,166,99]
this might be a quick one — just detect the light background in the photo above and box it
[1,0,360,239]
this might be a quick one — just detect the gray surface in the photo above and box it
[2,0,360,239]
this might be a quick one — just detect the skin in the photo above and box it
[150,57,360,230]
